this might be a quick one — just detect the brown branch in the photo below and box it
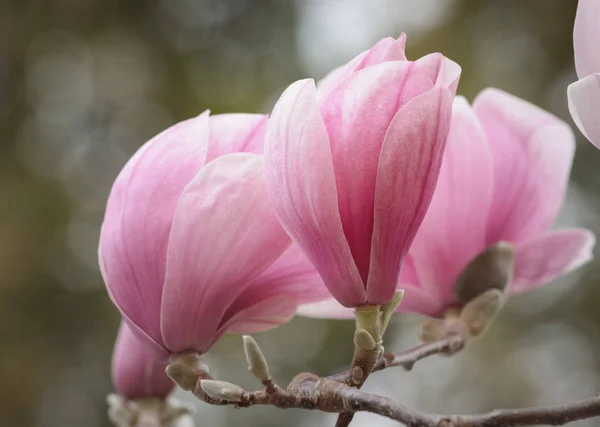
[188,370,600,426]
[169,336,600,426]
[347,389,600,426]
[452,395,600,426]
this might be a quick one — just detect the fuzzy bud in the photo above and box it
[353,327,377,351]
[242,335,270,382]
[460,288,506,337]
[199,380,245,402]
[165,364,198,392]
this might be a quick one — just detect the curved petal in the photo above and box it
[406,96,493,308]
[217,245,326,338]
[205,113,268,162]
[316,34,407,101]
[473,88,575,245]
[248,244,326,305]
[265,79,366,307]
[160,153,291,353]
[220,294,297,335]
[414,53,462,96]
[111,322,174,399]
[573,0,600,79]
[395,256,445,317]
[99,111,209,346]
[511,229,595,294]
[367,87,453,304]
[568,74,600,149]
[321,61,434,282]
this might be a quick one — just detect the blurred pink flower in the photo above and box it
[99,112,322,356]
[568,0,600,148]
[265,36,459,308]
[300,89,595,319]
[112,322,174,399]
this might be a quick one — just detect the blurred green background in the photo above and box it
[2,0,600,426]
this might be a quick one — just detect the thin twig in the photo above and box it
[328,334,466,384]
[347,388,600,426]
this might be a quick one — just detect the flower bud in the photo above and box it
[353,328,377,351]
[200,380,245,402]
[242,336,270,382]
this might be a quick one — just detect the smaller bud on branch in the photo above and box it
[242,336,271,383]
[353,328,377,351]
[200,380,246,402]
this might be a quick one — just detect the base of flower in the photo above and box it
[106,394,195,427]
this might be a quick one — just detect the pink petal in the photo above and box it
[395,256,445,317]
[111,322,174,399]
[265,79,366,307]
[316,35,407,101]
[221,294,298,335]
[573,0,600,79]
[205,113,268,162]
[414,53,462,96]
[160,153,291,353]
[473,88,575,245]
[248,244,326,305]
[321,61,434,283]
[99,112,209,346]
[367,87,453,304]
[511,229,595,294]
[568,74,600,149]
[405,96,493,309]
[219,245,326,336]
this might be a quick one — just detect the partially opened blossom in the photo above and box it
[568,0,600,148]
[265,35,459,308]
[112,322,174,399]
[99,112,322,357]
[300,89,595,319]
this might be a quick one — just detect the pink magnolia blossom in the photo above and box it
[300,89,595,319]
[568,0,600,148]
[265,35,460,308]
[112,322,174,399]
[99,112,322,357]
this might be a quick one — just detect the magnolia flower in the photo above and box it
[265,35,460,308]
[300,89,595,318]
[111,322,174,399]
[99,112,321,357]
[568,0,600,148]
